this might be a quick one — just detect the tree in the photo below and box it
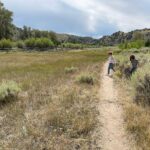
[21,26,32,39]
[0,2,13,39]
[49,31,59,46]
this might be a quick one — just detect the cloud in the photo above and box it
[2,0,150,37]
[61,0,150,32]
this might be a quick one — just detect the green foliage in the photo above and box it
[0,39,13,49]
[119,42,128,49]
[119,40,145,50]
[25,38,36,48]
[20,27,59,45]
[25,38,54,49]
[65,66,78,74]
[61,42,85,49]
[0,2,13,39]
[0,80,21,103]
[49,31,59,46]
[35,38,54,48]
[21,26,32,40]
[16,41,24,48]
[145,39,150,47]
[77,73,94,85]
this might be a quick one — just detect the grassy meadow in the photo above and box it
[0,49,106,149]
[114,48,150,150]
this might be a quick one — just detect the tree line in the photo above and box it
[0,2,90,50]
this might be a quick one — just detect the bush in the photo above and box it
[65,66,78,74]
[77,73,94,85]
[131,65,150,106]
[35,38,54,48]
[25,38,36,48]
[145,39,150,47]
[114,70,123,78]
[0,80,21,103]
[119,40,144,50]
[16,41,24,48]
[0,39,13,49]
[115,55,131,78]
[25,38,54,49]
[61,42,85,49]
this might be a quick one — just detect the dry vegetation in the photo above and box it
[115,48,150,150]
[0,49,106,149]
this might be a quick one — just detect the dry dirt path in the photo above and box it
[98,62,131,150]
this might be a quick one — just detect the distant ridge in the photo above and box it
[56,33,97,44]
[55,28,150,46]
[98,28,150,46]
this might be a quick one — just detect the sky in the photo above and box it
[2,0,150,38]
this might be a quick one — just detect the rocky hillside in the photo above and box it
[56,28,150,46]
[98,28,150,46]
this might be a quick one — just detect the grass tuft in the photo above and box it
[76,73,94,85]
[0,80,21,103]
[65,66,78,74]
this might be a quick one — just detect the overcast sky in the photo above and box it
[2,0,150,38]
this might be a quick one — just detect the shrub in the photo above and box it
[16,41,24,48]
[115,55,131,78]
[119,40,144,50]
[145,39,150,47]
[25,38,54,49]
[131,65,150,106]
[61,42,85,49]
[25,38,36,48]
[0,39,13,49]
[77,73,94,85]
[114,70,122,78]
[0,80,21,103]
[65,66,78,74]
[35,38,54,48]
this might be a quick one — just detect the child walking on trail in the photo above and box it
[107,52,115,76]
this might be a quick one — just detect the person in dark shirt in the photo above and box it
[130,55,138,74]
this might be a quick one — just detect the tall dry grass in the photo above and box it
[0,50,106,149]
[115,48,150,150]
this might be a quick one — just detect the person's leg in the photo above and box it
[108,63,111,75]
[130,67,136,75]
[109,63,114,74]
[111,64,115,72]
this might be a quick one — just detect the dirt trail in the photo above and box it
[98,62,131,150]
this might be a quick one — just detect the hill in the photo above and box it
[1,1,150,47]
[56,33,98,44]
[56,28,150,46]
[98,28,150,46]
